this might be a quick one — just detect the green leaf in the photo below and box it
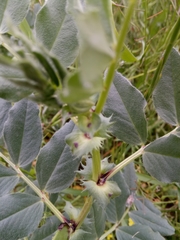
[0,163,19,196]
[0,193,44,240]
[64,1,114,105]
[0,0,30,34]
[134,197,161,216]
[0,65,32,101]
[103,71,147,145]
[30,216,60,240]
[143,129,180,183]
[4,99,42,167]
[0,98,11,140]
[92,201,106,237]
[84,0,116,43]
[36,121,81,193]
[70,3,114,89]
[60,72,97,104]
[19,18,33,39]
[32,50,60,87]
[129,210,174,236]
[35,0,78,67]
[153,48,180,126]
[116,224,165,240]
[106,171,130,223]
[123,162,137,192]
[121,44,137,63]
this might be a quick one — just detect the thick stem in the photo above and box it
[106,147,144,180]
[92,148,101,182]
[0,152,66,224]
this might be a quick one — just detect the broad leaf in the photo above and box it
[106,171,130,223]
[19,18,33,39]
[85,0,115,43]
[92,201,106,237]
[103,71,147,145]
[36,121,81,193]
[116,224,165,240]
[0,193,44,240]
[63,0,114,104]
[134,197,161,216]
[30,216,60,240]
[35,0,78,67]
[153,48,180,126]
[4,99,42,167]
[0,0,30,34]
[0,163,19,196]
[129,210,174,236]
[60,72,99,104]
[123,162,137,192]
[71,3,114,87]
[0,65,32,101]
[143,129,180,182]
[0,98,11,141]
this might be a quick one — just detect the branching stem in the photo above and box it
[0,152,66,224]
[106,147,144,180]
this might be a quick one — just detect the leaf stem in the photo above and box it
[95,0,138,114]
[0,152,66,224]
[92,148,101,182]
[99,206,131,240]
[106,147,144,180]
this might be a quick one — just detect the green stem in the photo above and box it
[0,152,66,224]
[99,206,130,240]
[76,196,93,229]
[106,147,144,180]
[92,148,101,182]
[95,0,137,114]
[95,61,116,114]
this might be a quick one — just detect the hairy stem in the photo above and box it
[0,152,66,224]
